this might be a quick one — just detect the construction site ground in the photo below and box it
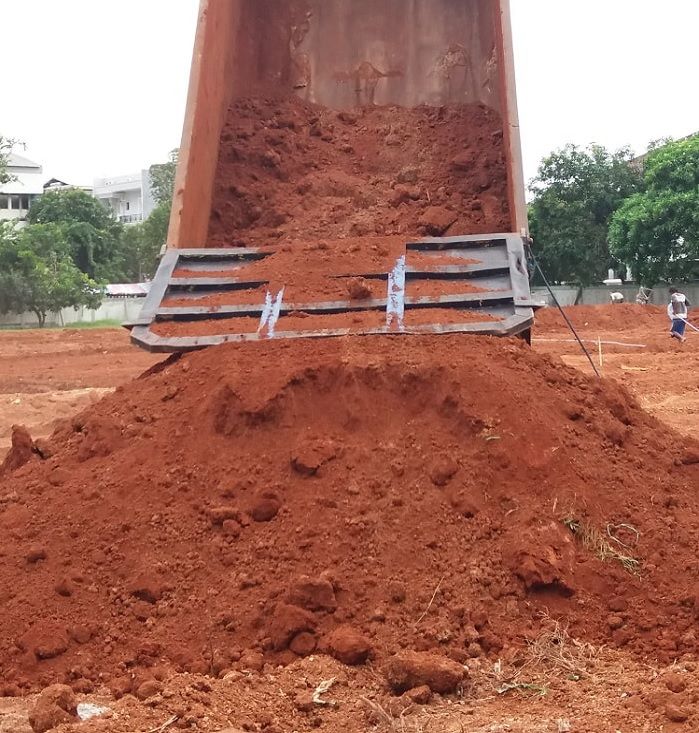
[2,305,696,455]
[0,303,698,732]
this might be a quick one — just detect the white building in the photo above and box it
[93,171,156,225]
[0,153,44,223]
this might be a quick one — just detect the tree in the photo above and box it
[146,148,178,254]
[0,223,102,327]
[28,189,124,281]
[120,209,166,282]
[528,144,642,285]
[609,135,699,286]
[0,137,19,185]
[118,150,179,281]
[149,149,178,206]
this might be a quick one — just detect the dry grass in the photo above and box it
[360,697,425,732]
[563,517,641,573]
[479,615,599,702]
[520,615,598,677]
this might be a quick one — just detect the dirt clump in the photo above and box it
[28,684,77,733]
[0,335,698,693]
[1,425,36,475]
[346,277,373,300]
[386,651,466,694]
[323,626,373,666]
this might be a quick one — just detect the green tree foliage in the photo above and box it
[149,149,178,206]
[120,206,168,281]
[0,223,102,327]
[28,189,123,280]
[0,137,19,185]
[528,145,642,285]
[609,135,699,286]
[119,150,178,281]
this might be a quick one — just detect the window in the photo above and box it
[0,195,8,209]
[10,196,21,210]
[126,201,130,211]
[20,195,30,210]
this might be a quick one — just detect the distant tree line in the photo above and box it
[0,143,177,326]
[529,135,699,287]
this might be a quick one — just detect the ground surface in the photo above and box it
[0,305,697,732]
[0,329,158,453]
[0,650,696,732]
[2,305,696,456]
[533,304,699,441]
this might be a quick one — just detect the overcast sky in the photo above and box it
[3,0,698,187]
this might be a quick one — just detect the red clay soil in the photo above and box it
[163,236,485,318]
[408,252,481,268]
[535,304,668,332]
[162,280,484,310]
[404,308,499,326]
[207,97,510,248]
[1,335,698,695]
[152,307,495,338]
[406,280,485,299]
[163,278,387,310]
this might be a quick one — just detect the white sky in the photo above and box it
[3,0,698,187]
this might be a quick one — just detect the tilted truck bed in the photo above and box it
[128,0,533,353]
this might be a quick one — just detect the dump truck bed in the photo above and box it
[129,0,532,352]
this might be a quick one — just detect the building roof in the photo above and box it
[106,283,151,297]
[8,152,42,171]
[1,154,46,195]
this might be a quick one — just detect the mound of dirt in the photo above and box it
[207,97,510,247]
[1,335,697,694]
[536,304,667,332]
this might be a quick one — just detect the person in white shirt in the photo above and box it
[668,287,690,342]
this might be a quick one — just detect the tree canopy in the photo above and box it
[0,223,102,327]
[28,189,124,280]
[528,144,642,285]
[0,137,17,186]
[119,149,179,281]
[609,135,699,286]
[149,149,178,206]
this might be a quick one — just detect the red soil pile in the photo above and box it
[163,236,486,311]
[207,97,510,247]
[1,336,698,694]
[536,304,667,332]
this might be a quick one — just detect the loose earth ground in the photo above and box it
[0,304,697,732]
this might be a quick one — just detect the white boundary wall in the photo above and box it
[0,298,145,328]
[532,284,699,308]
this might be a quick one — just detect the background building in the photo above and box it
[43,178,92,195]
[93,170,156,225]
[0,153,44,224]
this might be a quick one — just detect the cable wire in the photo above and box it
[525,243,601,378]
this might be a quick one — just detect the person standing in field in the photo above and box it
[668,287,691,342]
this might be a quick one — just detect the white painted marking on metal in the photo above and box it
[258,291,273,334]
[387,256,406,331]
[267,289,285,339]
